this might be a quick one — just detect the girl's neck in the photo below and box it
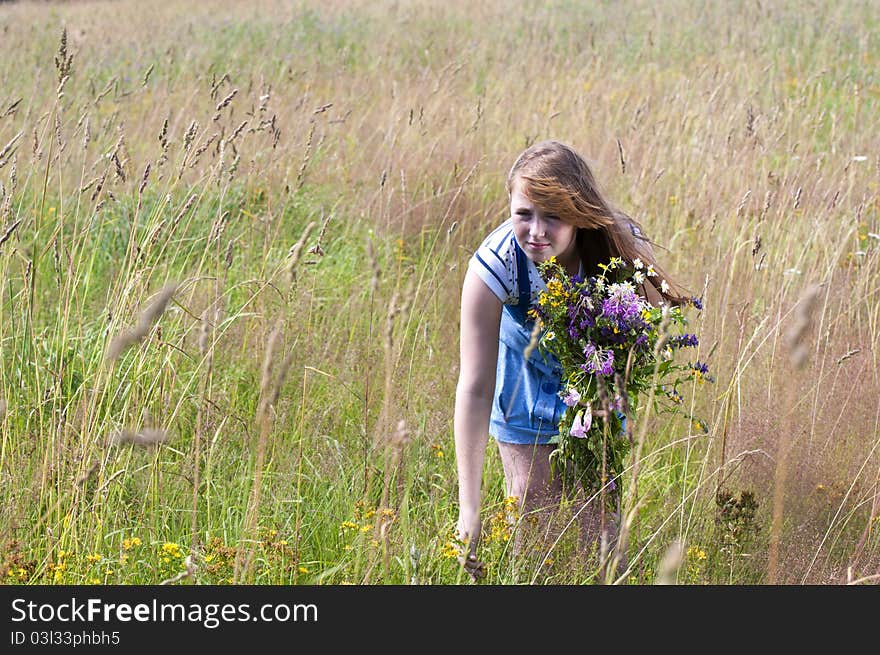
[557,239,581,277]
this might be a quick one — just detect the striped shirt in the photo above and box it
[467,219,554,309]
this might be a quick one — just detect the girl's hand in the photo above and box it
[455,515,485,582]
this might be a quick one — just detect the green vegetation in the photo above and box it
[0,0,877,585]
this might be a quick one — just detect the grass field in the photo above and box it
[0,0,878,585]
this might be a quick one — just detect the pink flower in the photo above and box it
[562,387,581,407]
[570,405,592,438]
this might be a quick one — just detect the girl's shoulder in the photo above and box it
[468,218,520,304]
[478,218,516,250]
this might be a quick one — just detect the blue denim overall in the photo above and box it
[489,241,566,444]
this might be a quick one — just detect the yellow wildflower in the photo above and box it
[687,545,707,561]
[161,542,182,558]
[440,541,460,560]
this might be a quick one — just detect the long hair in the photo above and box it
[507,140,686,304]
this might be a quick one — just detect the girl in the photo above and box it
[453,140,682,580]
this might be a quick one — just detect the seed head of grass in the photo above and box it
[656,539,685,585]
[786,283,821,369]
[109,427,168,447]
[106,283,178,360]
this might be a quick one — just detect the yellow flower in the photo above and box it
[687,545,707,561]
[360,524,373,533]
[298,566,308,574]
[86,553,102,563]
[161,542,182,557]
[440,541,460,559]
[123,537,142,550]
[340,521,358,531]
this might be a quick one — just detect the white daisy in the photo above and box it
[632,258,644,270]
[660,279,670,294]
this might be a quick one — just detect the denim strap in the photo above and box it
[510,239,531,325]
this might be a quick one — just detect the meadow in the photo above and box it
[0,0,878,585]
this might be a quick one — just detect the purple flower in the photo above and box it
[562,387,581,407]
[601,282,644,324]
[581,342,615,377]
[670,333,699,348]
[689,296,704,311]
[570,406,592,438]
[690,361,715,383]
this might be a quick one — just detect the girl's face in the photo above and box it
[510,178,578,267]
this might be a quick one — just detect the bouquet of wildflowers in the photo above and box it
[531,256,710,502]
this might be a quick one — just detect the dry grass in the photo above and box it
[0,0,877,584]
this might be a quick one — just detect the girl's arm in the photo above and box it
[454,267,502,571]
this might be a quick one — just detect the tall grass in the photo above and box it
[0,0,877,584]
